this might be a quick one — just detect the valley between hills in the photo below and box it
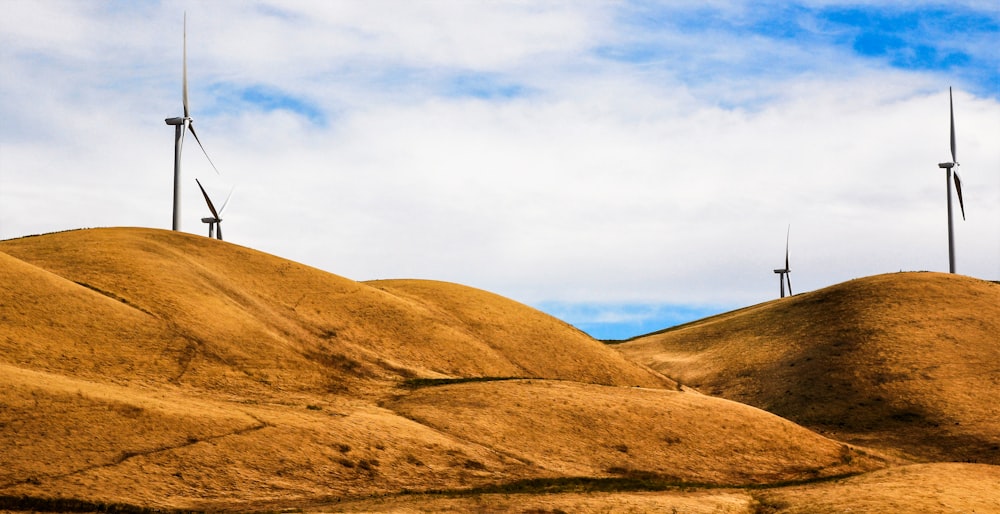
[1,227,998,513]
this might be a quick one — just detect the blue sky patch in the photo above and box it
[816,5,998,95]
[206,84,326,125]
[536,302,731,341]
[445,72,528,100]
[601,2,999,99]
[819,7,986,70]
[237,85,325,124]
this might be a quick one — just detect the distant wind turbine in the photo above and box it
[773,226,792,298]
[936,87,966,274]
[164,13,221,231]
[195,179,232,240]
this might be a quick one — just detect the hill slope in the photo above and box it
[0,227,670,394]
[0,227,904,510]
[388,380,889,483]
[617,272,1000,464]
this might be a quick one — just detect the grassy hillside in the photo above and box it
[617,272,1000,464]
[2,229,997,512]
[388,380,890,484]
[0,227,671,394]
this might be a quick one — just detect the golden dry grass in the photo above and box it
[329,490,759,513]
[0,227,671,395]
[1,228,673,508]
[2,228,997,512]
[387,380,890,484]
[368,279,673,388]
[754,463,1000,513]
[617,272,1000,464]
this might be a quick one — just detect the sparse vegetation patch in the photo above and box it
[400,376,523,389]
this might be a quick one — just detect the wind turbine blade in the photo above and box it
[785,225,790,271]
[217,222,223,241]
[188,123,221,175]
[949,87,956,164]
[953,171,966,220]
[787,275,793,296]
[218,186,235,215]
[195,178,220,219]
[182,13,189,118]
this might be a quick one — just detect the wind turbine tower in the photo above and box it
[937,87,966,274]
[164,13,220,231]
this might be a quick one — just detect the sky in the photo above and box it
[2,1,999,340]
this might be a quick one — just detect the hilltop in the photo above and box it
[617,272,1000,464]
[1,229,997,512]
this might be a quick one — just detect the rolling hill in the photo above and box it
[2,228,997,512]
[617,272,1000,465]
[0,227,671,394]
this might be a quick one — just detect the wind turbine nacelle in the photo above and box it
[165,117,185,126]
[774,269,787,274]
[201,217,219,223]
[938,162,955,169]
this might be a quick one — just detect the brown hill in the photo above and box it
[2,229,995,512]
[0,227,883,510]
[617,272,1000,464]
[0,227,671,394]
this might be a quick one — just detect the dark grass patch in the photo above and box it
[462,459,487,470]
[0,495,191,513]
[73,281,155,316]
[306,351,371,377]
[357,459,379,473]
[399,376,523,389]
[401,471,865,497]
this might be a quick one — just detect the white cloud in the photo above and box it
[2,1,998,337]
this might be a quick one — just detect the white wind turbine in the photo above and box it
[164,13,220,231]
[936,87,966,274]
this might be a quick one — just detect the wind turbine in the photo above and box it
[937,87,966,274]
[195,179,232,240]
[165,13,220,231]
[773,226,792,298]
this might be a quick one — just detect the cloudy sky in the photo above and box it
[2,1,998,339]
